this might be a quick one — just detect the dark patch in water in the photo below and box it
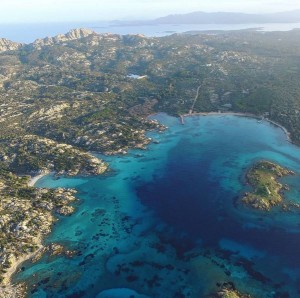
[79,253,95,266]
[66,290,87,298]
[158,233,195,259]
[235,257,270,284]
[126,274,139,282]
[91,208,106,217]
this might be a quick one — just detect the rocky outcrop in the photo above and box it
[65,28,95,40]
[0,29,123,52]
[0,38,21,52]
[30,28,96,49]
[241,160,296,211]
[122,34,148,46]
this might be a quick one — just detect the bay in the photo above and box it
[14,114,300,297]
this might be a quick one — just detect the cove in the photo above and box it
[14,114,300,298]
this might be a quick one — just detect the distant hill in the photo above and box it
[121,10,300,25]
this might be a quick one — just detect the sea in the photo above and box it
[1,22,300,43]
[13,114,300,297]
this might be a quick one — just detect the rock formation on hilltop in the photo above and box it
[65,28,95,40]
[0,38,21,52]
[31,28,96,49]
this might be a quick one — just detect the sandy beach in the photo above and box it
[28,171,50,187]
[264,118,291,142]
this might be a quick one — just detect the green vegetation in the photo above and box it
[0,166,77,285]
[2,30,300,169]
[0,135,107,176]
[241,160,295,210]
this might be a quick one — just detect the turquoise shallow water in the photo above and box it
[15,114,300,297]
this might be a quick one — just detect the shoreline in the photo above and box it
[2,244,43,285]
[2,174,48,292]
[265,118,291,143]
[1,237,43,298]
[2,171,72,297]
[179,112,292,143]
[28,171,50,187]
[2,111,293,296]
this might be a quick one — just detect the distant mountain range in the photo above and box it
[118,10,300,25]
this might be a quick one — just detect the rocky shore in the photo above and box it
[207,282,251,298]
[241,160,296,211]
[0,170,80,297]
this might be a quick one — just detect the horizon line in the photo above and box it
[1,8,300,25]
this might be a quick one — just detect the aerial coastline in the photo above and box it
[179,112,292,142]
[1,27,300,297]
[1,114,296,298]
[0,160,107,296]
[5,113,300,298]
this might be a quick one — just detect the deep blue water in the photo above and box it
[14,114,300,298]
[1,22,300,43]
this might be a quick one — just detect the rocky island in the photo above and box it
[213,288,250,298]
[208,282,251,298]
[241,160,295,211]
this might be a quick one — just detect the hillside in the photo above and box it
[1,29,300,174]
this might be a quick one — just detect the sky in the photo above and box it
[1,0,300,23]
